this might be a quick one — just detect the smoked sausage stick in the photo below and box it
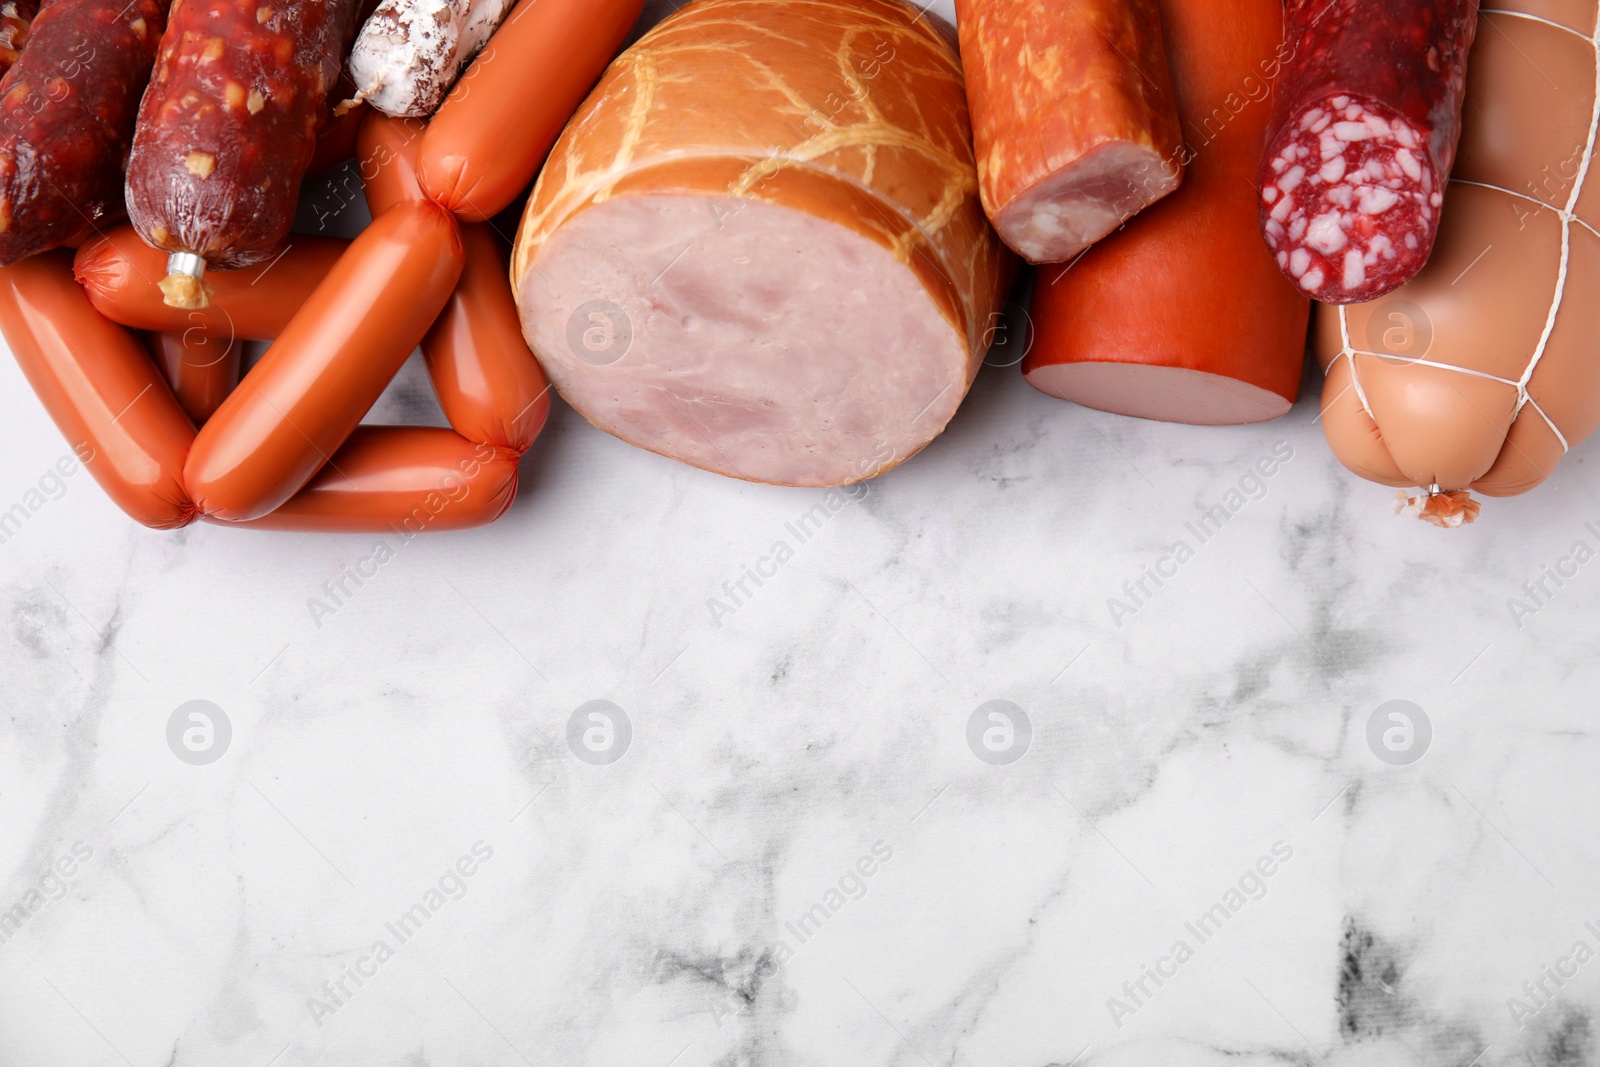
[207,427,518,532]
[184,200,464,522]
[359,113,550,453]
[0,251,197,529]
[417,0,642,222]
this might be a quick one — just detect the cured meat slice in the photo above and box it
[954,0,1185,263]
[510,0,1012,487]
[1259,0,1479,304]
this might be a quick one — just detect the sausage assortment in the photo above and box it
[0,0,1594,533]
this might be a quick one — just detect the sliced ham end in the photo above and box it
[519,196,974,488]
[991,141,1182,265]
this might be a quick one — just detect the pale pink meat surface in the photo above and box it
[522,196,970,487]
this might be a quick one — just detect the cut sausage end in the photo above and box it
[1023,360,1293,426]
[994,141,1181,264]
[1260,100,1443,304]
[518,195,973,487]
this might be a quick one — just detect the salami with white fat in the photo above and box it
[346,0,511,118]
[1259,0,1479,304]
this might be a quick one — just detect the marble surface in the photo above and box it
[4,2,1600,1065]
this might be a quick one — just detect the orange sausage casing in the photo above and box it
[185,200,465,522]
[1023,0,1310,426]
[0,252,197,529]
[417,0,643,222]
[75,227,349,340]
[360,113,551,453]
[212,427,518,532]
[954,0,1185,264]
[146,332,243,425]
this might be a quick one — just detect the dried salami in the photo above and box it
[1258,0,1479,304]
[125,0,363,309]
[346,0,512,119]
[0,0,165,266]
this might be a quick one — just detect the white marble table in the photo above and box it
[3,3,1598,1065]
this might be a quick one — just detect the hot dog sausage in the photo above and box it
[1022,0,1310,425]
[125,0,363,308]
[146,330,242,425]
[74,226,348,339]
[418,0,642,222]
[208,427,517,532]
[346,0,511,119]
[953,0,1185,264]
[1259,0,1479,303]
[184,200,464,522]
[0,0,167,265]
[0,251,196,528]
[360,113,550,453]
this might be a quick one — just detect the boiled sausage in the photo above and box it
[1314,1,1600,519]
[184,200,464,521]
[1023,0,1309,425]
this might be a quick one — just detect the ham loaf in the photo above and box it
[1314,0,1600,513]
[510,0,1012,487]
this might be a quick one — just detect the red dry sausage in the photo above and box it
[74,226,348,339]
[954,0,1185,264]
[125,0,363,308]
[1023,0,1310,426]
[417,0,641,222]
[0,0,167,265]
[146,331,242,425]
[1258,0,1479,303]
[360,113,550,452]
[209,427,518,532]
[184,200,464,522]
[0,251,196,528]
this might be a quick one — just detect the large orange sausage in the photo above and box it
[209,427,518,532]
[0,252,197,529]
[1022,0,1310,426]
[184,200,465,522]
[361,113,551,452]
[146,332,243,425]
[416,0,642,222]
[75,227,349,340]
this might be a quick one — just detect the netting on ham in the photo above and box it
[1261,96,1439,303]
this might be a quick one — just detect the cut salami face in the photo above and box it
[345,0,512,119]
[954,0,1185,264]
[125,0,363,308]
[511,0,1012,487]
[1259,0,1480,304]
[0,0,166,266]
